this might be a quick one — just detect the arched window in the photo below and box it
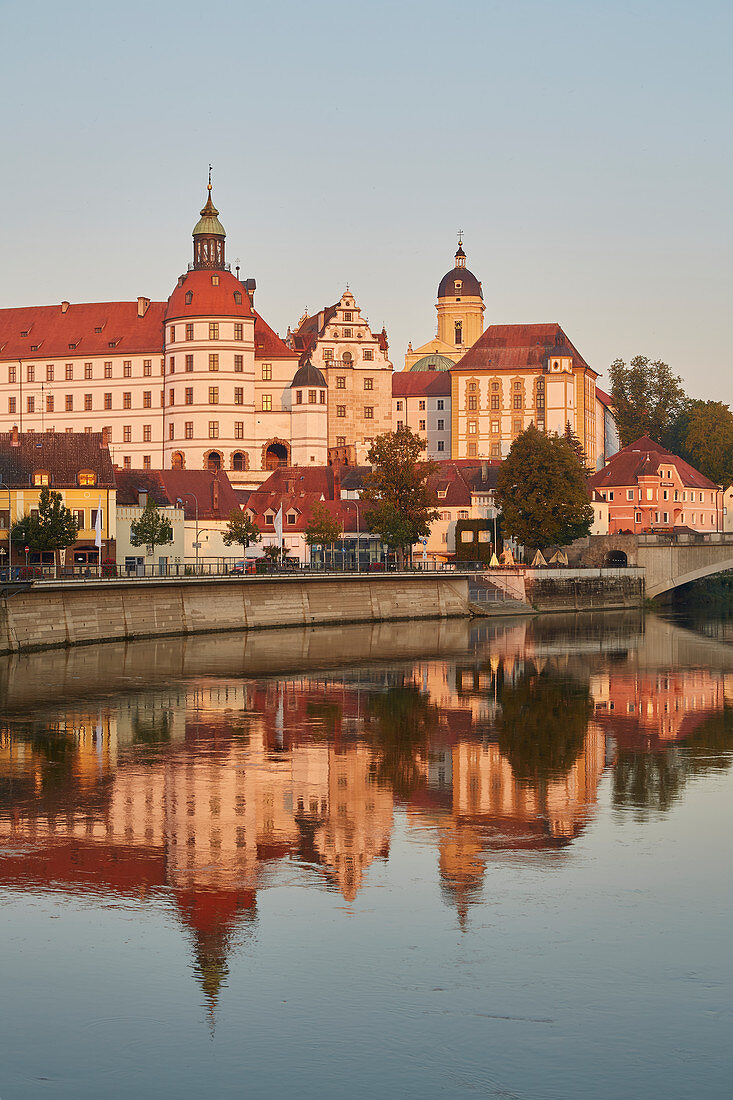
[185,291,193,305]
[171,451,185,469]
[206,451,222,471]
[78,470,96,486]
[232,451,248,472]
[264,442,289,470]
[455,321,463,345]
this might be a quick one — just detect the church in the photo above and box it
[0,182,347,486]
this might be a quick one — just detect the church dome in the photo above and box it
[290,359,327,388]
[166,268,253,321]
[410,354,454,372]
[437,238,483,300]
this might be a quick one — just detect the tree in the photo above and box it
[222,509,261,559]
[261,543,282,564]
[563,421,592,476]
[495,424,593,551]
[12,486,78,571]
[304,501,342,565]
[608,356,687,448]
[674,400,733,488]
[129,498,174,559]
[361,426,440,565]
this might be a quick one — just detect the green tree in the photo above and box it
[361,426,440,565]
[674,400,733,487]
[495,425,593,551]
[608,356,688,447]
[222,509,261,559]
[304,500,342,565]
[129,498,174,559]
[12,486,78,571]
[563,421,592,476]
[261,542,282,564]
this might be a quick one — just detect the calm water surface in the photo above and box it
[1,611,731,1099]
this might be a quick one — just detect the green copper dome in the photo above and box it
[193,186,226,238]
[410,353,454,372]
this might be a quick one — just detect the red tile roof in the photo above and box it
[0,300,165,360]
[392,371,451,397]
[253,310,299,359]
[166,269,253,321]
[596,387,614,408]
[0,430,116,487]
[451,323,593,375]
[115,468,242,519]
[589,436,719,490]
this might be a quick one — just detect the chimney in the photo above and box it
[61,300,69,314]
[101,426,109,449]
[332,466,341,500]
[481,460,488,483]
[137,296,150,317]
[11,424,19,447]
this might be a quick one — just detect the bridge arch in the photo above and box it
[645,555,733,599]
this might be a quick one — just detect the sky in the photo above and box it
[1,0,731,400]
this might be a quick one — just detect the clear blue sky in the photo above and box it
[2,0,731,400]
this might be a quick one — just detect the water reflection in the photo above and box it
[1,612,732,1020]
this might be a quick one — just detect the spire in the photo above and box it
[192,169,227,270]
[455,231,466,268]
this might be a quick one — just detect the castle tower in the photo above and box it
[436,238,485,353]
[288,358,328,466]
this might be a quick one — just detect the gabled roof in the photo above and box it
[428,460,500,506]
[596,387,614,408]
[588,436,719,490]
[115,468,241,519]
[0,430,115,487]
[253,310,299,359]
[451,323,593,375]
[0,300,166,360]
[392,371,451,398]
[289,304,338,361]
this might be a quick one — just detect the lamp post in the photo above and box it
[0,484,11,580]
[176,494,200,572]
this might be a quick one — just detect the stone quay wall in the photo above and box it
[523,568,644,612]
[0,573,472,655]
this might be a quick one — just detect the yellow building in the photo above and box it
[0,427,116,572]
[405,239,485,370]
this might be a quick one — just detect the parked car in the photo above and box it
[229,560,257,575]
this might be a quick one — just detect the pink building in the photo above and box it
[588,435,723,534]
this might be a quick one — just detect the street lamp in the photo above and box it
[348,500,361,572]
[0,483,12,580]
[176,494,200,572]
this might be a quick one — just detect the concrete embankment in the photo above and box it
[0,573,472,655]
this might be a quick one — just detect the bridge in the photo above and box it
[581,533,733,599]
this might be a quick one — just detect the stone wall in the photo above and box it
[0,573,471,655]
[523,568,644,611]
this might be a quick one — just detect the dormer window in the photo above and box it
[20,330,29,337]
[264,511,275,525]
[454,281,462,292]
[211,275,219,286]
[185,291,193,304]
[234,291,242,304]
[287,512,297,526]
[78,470,96,486]
[33,470,50,486]
[108,341,117,348]
[95,326,103,333]
[68,342,77,350]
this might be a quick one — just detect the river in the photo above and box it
[1,611,731,1098]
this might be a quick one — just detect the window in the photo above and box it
[209,421,219,439]
[454,321,463,345]
[209,387,219,405]
[343,327,353,338]
[323,348,334,360]
[169,326,176,342]
[307,389,316,404]
[234,323,243,341]
[336,436,346,446]
[320,390,326,404]
[27,396,35,413]
[364,407,374,419]
[419,419,426,431]
[103,393,112,410]
[143,425,152,443]
[46,395,54,413]
[166,358,174,375]
[143,359,152,376]
[121,392,131,409]
[261,362,272,380]
[468,395,477,411]
[123,426,132,443]
[490,419,499,433]
[104,361,113,378]
[364,377,373,390]
[185,387,194,405]
[142,391,151,409]
[295,390,303,405]
[83,362,92,380]
[343,311,353,322]
[8,365,16,383]
[143,456,151,470]
[168,423,175,440]
[513,394,523,409]
[437,419,444,430]
[27,365,35,383]
[513,418,522,434]
[181,354,192,373]
[468,443,477,456]
[287,513,296,526]
[635,511,642,523]
[663,512,669,523]
[208,354,219,372]
[437,440,445,452]
[396,400,402,410]
[185,324,194,341]
[627,489,634,501]
[123,361,132,378]
[211,274,219,286]
[65,395,73,411]
[397,420,404,430]
[437,399,445,411]
[33,470,50,486]
[491,394,500,410]
[336,376,346,389]
[468,420,477,434]
[63,363,73,381]
[490,443,501,457]
[73,509,84,529]
[337,406,346,418]
[78,471,96,486]
[209,323,219,340]
[234,421,244,440]
[234,291,242,304]
[363,349,373,361]
[122,456,131,470]
[8,397,16,414]
[46,365,54,381]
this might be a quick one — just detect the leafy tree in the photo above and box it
[222,509,261,558]
[608,356,687,447]
[261,542,282,563]
[304,500,342,565]
[673,400,733,487]
[129,497,174,558]
[495,424,593,551]
[12,486,78,570]
[361,426,440,565]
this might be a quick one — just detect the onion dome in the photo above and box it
[437,237,483,300]
[290,358,327,388]
[409,353,454,372]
